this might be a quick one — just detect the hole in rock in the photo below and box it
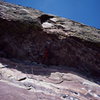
[38,14,54,24]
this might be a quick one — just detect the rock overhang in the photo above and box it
[0,1,100,78]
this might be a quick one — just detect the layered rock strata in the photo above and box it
[0,1,100,100]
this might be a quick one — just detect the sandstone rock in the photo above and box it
[0,1,100,100]
[0,80,61,100]
[0,63,5,68]
[0,68,27,81]
[0,1,100,78]
[49,72,63,80]
[0,57,100,100]
[42,22,54,28]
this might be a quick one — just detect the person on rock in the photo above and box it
[42,45,51,66]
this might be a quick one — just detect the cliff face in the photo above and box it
[0,1,100,76]
[0,1,100,100]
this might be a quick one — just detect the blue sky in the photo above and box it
[4,0,100,29]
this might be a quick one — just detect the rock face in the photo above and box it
[0,1,100,76]
[0,58,100,100]
[0,1,100,100]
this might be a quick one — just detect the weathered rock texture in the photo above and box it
[0,58,100,100]
[0,1,100,76]
[0,1,100,100]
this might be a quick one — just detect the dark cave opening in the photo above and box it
[38,14,54,24]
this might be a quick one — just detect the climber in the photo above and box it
[42,45,51,66]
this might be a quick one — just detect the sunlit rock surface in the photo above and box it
[0,1,100,100]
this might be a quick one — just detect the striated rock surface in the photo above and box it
[0,58,100,100]
[0,1,100,100]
